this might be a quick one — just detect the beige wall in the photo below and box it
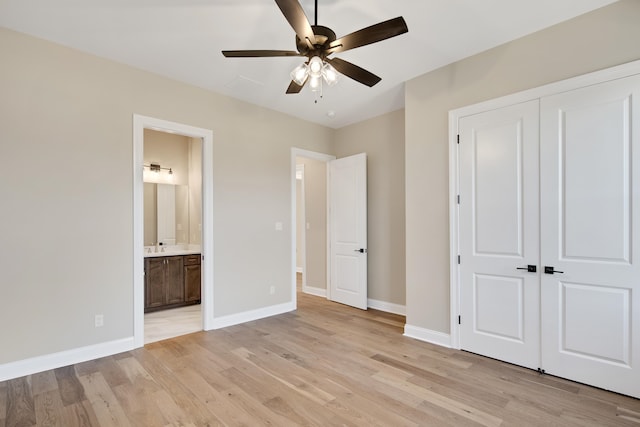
[333,110,406,306]
[296,157,327,290]
[144,129,189,186]
[405,0,640,333]
[0,27,332,365]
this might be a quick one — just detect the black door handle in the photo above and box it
[354,248,367,253]
[516,265,537,273]
[544,266,564,274]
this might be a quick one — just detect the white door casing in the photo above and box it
[458,100,540,369]
[540,74,640,397]
[133,114,214,347]
[329,153,368,310]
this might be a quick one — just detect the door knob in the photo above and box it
[516,265,537,273]
[544,266,564,274]
[354,248,367,253]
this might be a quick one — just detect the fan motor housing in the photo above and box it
[296,25,336,56]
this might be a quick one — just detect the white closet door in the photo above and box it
[540,74,640,398]
[459,100,540,369]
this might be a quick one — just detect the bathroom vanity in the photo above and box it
[144,252,201,312]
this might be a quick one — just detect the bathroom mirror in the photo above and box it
[144,183,189,246]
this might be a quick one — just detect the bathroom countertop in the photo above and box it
[144,249,201,258]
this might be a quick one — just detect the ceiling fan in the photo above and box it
[222,0,408,94]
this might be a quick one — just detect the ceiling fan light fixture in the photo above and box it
[290,62,309,86]
[308,56,323,76]
[309,75,322,92]
[222,1,408,95]
[322,62,339,86]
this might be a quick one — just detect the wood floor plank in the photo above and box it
[167,366,255,426]
[61,401,100,427]
[53,366,85,407]
[30,372,58,398]
[94,357,130,389]
[131,352,226,426]
[6,377,36,427]
[372,368,503,427]
[77,372,130,427]
[111,381,165,427]
[33,389,64,427]
[0,380,7,422]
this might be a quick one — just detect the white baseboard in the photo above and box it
[209,301,295,330]
[404,324,452,348]
[303,286,327,298]
[367,299,406,316]
[0,337,135,382]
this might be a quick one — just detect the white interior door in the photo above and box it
[540,75,640,397]
[459,100,540,369]
[329,153,367,309]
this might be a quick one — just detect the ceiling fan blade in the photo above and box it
[326,57,381,87]
[222,50,302,58]
[275,0,316,46]
[326,17,408,54]
[286,80,305,94]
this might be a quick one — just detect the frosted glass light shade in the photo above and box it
[309,75,321,92]
[322,63,338,86]
[290,63,308,85]
[308,56,323,77]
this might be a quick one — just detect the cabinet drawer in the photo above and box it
[184,254,201,265]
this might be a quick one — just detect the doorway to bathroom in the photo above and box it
[133,115,214,348]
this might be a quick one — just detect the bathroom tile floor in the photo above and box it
[144,304,202,344]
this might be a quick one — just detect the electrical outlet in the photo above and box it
[95,314,104,328]
[270,285,275,295]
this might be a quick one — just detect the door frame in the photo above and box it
[449,59,640,350]
[133,114,214,348]
[291,148,336,307]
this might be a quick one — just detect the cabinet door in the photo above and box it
[165,256,184,305]
[145,258,165,309]
[184,264,201,303]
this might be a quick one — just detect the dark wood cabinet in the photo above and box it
[183,254,201,304]
[144,254,200,312]
[145,257,166,310]
[165,256,185,305]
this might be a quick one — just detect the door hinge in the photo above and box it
[457,255,461,264]
[457,134,460,144]
[458,315,461,325]
[537,368,546,375]
[457,194,460,204]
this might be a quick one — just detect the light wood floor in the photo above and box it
[2,292,640,426]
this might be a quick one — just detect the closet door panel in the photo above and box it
[540,74,640,398]
[459,100,540,369]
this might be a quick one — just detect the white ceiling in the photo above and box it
[0,0,617,128]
